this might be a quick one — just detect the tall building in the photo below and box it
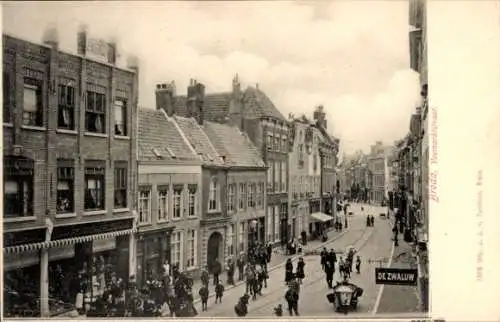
[3,27,138,317]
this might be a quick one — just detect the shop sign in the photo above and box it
[4,228,46,247]
[4,252,39,271]
[93,238,116,252]
[52,218,133,240]
[375,268,418,286]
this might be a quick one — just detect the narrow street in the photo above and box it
[194,204,399,317]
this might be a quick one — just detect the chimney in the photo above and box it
[126,55,139,71]
[42,24,59,49]
[232,73,241,96]
[229,74,244,130]
[77,24,88,55]
[156,81,176,117]
[255,83,259,90]
[107,38,118,65]
[187,79,205,125]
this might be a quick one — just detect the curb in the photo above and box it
[192,228,351,305]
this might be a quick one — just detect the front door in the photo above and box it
[207,232,223,273]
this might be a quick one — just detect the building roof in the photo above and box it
[138,109,198,162]
[242,86,286,121]
[174,92,232,122]
[202,121,266,168]
[173,116,225,166]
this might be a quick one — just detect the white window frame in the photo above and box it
[238,222,245,254]
[247,183,255,208]
[227,224,235,256]
[170,231,184,271]
[281,161,286,192]
[227,183,235,212]
[186,229,197,269]
[256,183,263,208]
[138,188,152,224]
[157,186,169,222]
[274,205,280,243]
[188,186,197,217]
[267,208,273,242]
[208,176,219,212]
[239,183,246,210]
[173,187,183,219]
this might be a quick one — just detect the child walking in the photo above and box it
[215,281,225,304]
[199,285,209,311]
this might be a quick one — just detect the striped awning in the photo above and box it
[3,228,135,255]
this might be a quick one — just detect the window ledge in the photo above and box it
[3,216,37,223]
[207,210,220,214]
[84,132,108,138]
[114,135,130,140]
[21,125,46,131]
[113,208,130,214]
[157,219,170,224]
[3,123,13,127]
[138,222,152,227]
[55,213,77,219]
[187,215,198,219]
[172,217,183,222]
[83,210,106,216]
[56,129,77,135]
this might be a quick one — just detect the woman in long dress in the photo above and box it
[285,259,294,284]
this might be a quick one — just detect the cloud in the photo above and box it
[2,0,418,153]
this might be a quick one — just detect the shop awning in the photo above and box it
[310,212,333,222]
[3,228,135,255]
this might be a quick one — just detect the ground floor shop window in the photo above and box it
[4,264,41,317]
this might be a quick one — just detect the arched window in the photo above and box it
[208,176,219,211]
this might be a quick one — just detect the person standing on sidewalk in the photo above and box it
[215,281,225,304]
[285,258,294,284]
[320,247,328,271]
[198,285,209,311]
[324,260,334,288]
[212,259,222,286]
[200,267,209,288]
[227,258,235,285]
[237,255,245,281]
[266,242,273,263]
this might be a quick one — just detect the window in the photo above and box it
[247,183,255,208]
[256,183,263,208]
[267,134,272,149]
[23,79,43,127]
[238,222,245,253]
[274,205,280,242]
[282,137,287,152]
[227,224,235,256]
[313,154,318,171]
[3,157,34,218]
[281,161,287,192]
[3,72,11,123]
[239,183,246,210]
[84,162,105,211]
[173,185,183,219]
[267,209,273,241]
[298,144,304,167]
[57,160,74,214]
[170,231,183,270]
[299,177,304,199]
[85,87,106,133]
[188,184,197,217]
[208,176,219,211]
[186,229,197,269]
[58,84,75,130]
[273,161,278,192]
[227,183,236,212]
[114,163,127,208]
[158,186,169,222]
[138,187,151,224]
[267,161,273,192]
[274,136,280,150]
[114,99,127,136]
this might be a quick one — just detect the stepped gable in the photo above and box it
[138,108,197,161]
[174,92,232,122]
[202,121,266,168]
[174,115,224,166]
[242,86,286,121]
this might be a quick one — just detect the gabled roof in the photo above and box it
[242,86,286,121]
[173,116,225,166]
[138,109,198,162]
[202,121,266,168]
[173,92,232,122]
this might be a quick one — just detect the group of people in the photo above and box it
[366,215,375,227]
[320,247,362,289]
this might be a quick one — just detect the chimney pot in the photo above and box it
[77,24,88,56]
[126,55,139,70]
[42,24,59,48]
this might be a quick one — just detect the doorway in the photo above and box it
[206,232,223,273]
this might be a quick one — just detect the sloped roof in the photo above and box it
[174,116,225,166]
[202,121,266,168]
[138,109,198,162]
[173,92,232,122]
[242,87,286,121]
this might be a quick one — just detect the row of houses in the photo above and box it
[2,26,339,316]
[338,142,396,205]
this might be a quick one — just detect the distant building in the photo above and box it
[3,27,138,317]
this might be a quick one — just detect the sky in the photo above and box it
[2,1,421,154]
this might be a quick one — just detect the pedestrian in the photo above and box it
[163,260,171,278]
[266,242,273,263]
[324,261,334,288]
[212,259,221,286]
[200,266,209,288]
[285,258,294,284]
[327,248,337,275]
[215,281,224,304]
[301,230,307,246]
[199,285,209,311]
[355,255,361,274]
[237,255,245,281]
[245,265,256,295]
[320,247,328,271]
[257,265,268,290]
[284,284,299,316]
[234,294,249,317]
[227,258,235,285]
[274,304,283,316]
[370,215,375,226]
[366,215,371,227]
[296,257,305,284]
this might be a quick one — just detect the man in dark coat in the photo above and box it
[212,259,222,285]
[324,259,335,288]
[200,267,209,287]
[285,284,299,316]
[327,249,337,272]
[320,247,328,271]
[227,258,235,285]
[237,255,245,281]
[266,242,273,263]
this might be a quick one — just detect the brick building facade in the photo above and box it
[3,27,138,317]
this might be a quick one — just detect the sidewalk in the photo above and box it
[190,227,349,303]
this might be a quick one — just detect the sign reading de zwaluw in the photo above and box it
[375,268,418,286]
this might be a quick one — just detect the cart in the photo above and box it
[326,280,363,314]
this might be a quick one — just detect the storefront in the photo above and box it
[135,227,174,287]
[3,219,134,318]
